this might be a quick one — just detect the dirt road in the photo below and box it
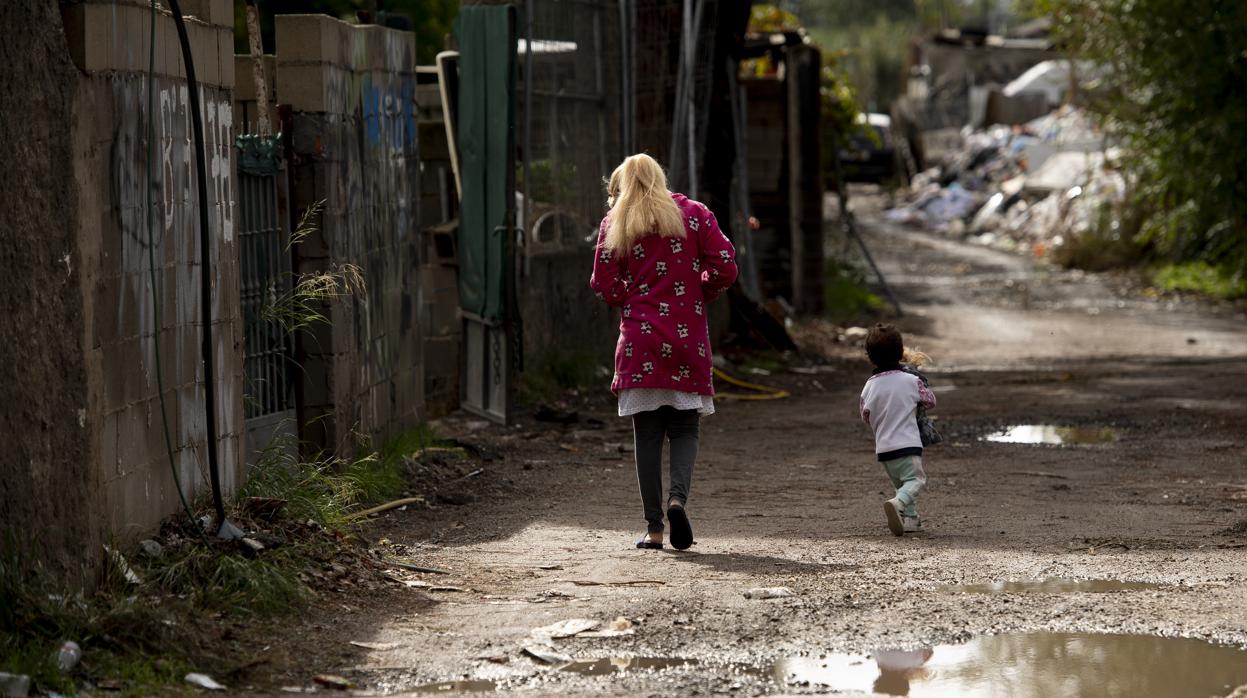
[255,205,1247,696]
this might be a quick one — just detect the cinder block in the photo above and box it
[218,29,236,88]
[276,63,334,113]
[276,14,344,66]
[182,0,233,29]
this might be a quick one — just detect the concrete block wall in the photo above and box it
[63,1,243,540]
[275,14,424,452]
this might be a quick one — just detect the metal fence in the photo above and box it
[515,0,720,242]
[518,0,625,249]
[236,145,295,423]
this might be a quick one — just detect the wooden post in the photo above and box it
[245,1,270,135]
[786,48,804,311]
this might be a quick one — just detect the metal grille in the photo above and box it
[518,0,624,248]
[633,0,718,198]
[238,167,295,420]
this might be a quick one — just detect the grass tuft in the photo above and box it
[1152,261,1247,300]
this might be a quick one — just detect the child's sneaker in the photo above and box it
[883,498,905,536]
[902,515,922,534]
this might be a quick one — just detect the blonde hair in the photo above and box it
[902,349,932,366]
[602,154,685,257]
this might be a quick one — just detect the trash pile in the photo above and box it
[887,106,1127,258]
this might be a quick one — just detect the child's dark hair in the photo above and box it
[866,323,904,368]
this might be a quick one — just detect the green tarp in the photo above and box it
[455,5,515,324]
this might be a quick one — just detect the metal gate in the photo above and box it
[237,134,297,458]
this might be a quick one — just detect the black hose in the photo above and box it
[167,0,227,532]
[146,0,196,529]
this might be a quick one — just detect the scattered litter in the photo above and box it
[312,674,354,690]
[240,537,266,554]
[184,673,227,691]
[521,643,573,665]
[531,589,576,603]
[388,560,450,575]
[103,545,142,585]
[744,587,795,600]
[347,497,426,521]
[532,619,600,640]
[54,641,81,671]
[537,564,563,570]
[569,579,666,587]
[349,641,403,651]
[0,672,31,697]
[576,617,636,638]
[389,558,453,575]
[278,688,315,694]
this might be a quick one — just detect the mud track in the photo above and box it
[246,202,1247,696]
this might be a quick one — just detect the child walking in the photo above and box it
[859,324,937,536]
[590,154,738,550]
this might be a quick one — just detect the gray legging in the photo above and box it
[632,406,701,534]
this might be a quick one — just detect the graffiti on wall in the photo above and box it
[108,74,239,493]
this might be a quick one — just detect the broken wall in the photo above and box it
[276,14,424,452]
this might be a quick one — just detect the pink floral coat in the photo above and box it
[590,193,738,396]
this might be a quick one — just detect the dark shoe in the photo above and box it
[667,506,693,550]
[636,536,663,550]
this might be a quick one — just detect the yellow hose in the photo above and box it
[713,367,790,400]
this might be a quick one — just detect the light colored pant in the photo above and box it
[882,455,927,517]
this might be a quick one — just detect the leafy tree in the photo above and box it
[1037,0,1247,278]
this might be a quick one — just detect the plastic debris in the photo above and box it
[184,673,227,691]
[103,545,142,585]
[521,643,573,665]
[576,617,636,638]
[0,672,31,697]
[312,674,354,690]
[532,619,600,640]
[54,641,81,671]
[744,587,796,600]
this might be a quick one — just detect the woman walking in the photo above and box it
[590,154,738,550]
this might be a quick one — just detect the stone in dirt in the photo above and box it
[137,539,163,559]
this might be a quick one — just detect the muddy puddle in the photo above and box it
[412,679,498,693]
[774,633,1247,697]
[943,578,1163,594]
[984,425,1118,445]
[558,657,698,675]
